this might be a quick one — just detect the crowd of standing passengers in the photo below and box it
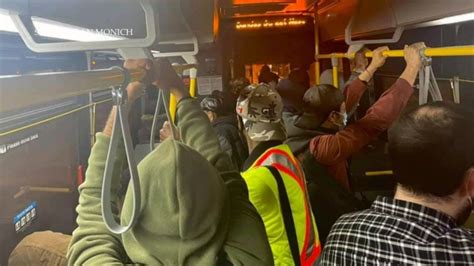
[9,42,474,265]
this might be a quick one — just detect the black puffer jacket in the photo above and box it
[212,115,249,171]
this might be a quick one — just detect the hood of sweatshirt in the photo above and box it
[120,139,229,265]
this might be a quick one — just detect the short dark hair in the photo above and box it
[200,94,224,116]
[388,102,474,197]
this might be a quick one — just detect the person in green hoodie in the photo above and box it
[9,59,273,266]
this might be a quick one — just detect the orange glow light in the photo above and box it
[233,0,295,5]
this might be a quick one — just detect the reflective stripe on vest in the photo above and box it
[253,145,321,265]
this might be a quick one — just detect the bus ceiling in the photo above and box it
[0,0,472,52]
[0,0,216,55]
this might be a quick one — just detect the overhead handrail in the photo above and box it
[0,98,111,137]
[8,0,156,53]
[315,45,474,88]
[316,45,474,59]
[0,68,145,114]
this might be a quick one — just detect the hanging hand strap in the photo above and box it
[150,89,163,151]
[418,50,443,105]
[101,66,141,234]
[150,89,178,151]
[450,76,461,104]
[429,66,443,101]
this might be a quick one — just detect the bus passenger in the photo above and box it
[258,65,279,86]
[200,94,248,170]
[65,59,273,265]
[283,43,424,243]
[320,102,474,265]
[237,83,321,265]
[277,68,310,114]
[294,43,425,190]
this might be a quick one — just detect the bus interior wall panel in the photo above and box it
[0,35,87,75]
[0,112,82,263]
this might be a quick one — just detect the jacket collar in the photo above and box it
[372,196,458,231]
[242,140,282,171]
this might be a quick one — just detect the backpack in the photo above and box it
[301,150,369,245]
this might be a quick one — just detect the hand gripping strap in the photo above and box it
[101,68,141,234]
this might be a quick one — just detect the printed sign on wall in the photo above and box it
[13,201,37,233]
[0,134,39,155]
[197,76,223,95]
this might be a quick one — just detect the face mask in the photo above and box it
[333,111,348,128]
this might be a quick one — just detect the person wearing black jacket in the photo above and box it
[201,94,249,170]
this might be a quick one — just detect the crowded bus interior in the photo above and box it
[0,0,473,264]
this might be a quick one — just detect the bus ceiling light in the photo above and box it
[0,9,123,42]
[417,12,474,27]
[32,17,124,42]
[0,11,17,32]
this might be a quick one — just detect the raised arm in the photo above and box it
[311,43,424,165]
[344,46,389,113]
[149,58,236,173]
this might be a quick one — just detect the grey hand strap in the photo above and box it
[150,90,163,151]
[101,67,141,234]
[150,90,178,151]
[418,50,443,105]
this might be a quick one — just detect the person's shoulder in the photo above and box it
[450,227,474,241]
[330,208,378,229]
[242,166,272,179]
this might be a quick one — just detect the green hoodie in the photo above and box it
[67,98,273,265]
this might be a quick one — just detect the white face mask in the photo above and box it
[333,111,348,128]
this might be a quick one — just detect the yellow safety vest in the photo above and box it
[242,144,321,266]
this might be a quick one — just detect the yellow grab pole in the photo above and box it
[189,68,198,97]
[317,53,346,59]
[332,66,338,89]
[189,78,197,97]
[331,57,339,89]
[169,93,177,122]
[365,170,394,176]
[423,45,474,57]
[315,60,321,85]
[317,45,474,59]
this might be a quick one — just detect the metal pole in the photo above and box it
[317,45,474,59]
[189,70,197,97]
[313,2,320,85]
[0,68,146,113]
[331,57,339,89]
[169,94,177,122]
[86,52,95,146]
